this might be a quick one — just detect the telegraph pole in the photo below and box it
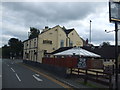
[90,20,92,44]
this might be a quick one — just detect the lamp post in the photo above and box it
[105,22,120,90]
[90,20,92,44]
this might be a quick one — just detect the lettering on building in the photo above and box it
[43,40,52,44]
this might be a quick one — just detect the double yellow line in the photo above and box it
[21,63,74,89]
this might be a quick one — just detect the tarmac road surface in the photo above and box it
[2,59,70,89]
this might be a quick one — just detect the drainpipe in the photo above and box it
[36,36,38,62]
[66,34,70,47]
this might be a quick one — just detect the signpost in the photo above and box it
[109,0,120,90]
[109,0,120,23]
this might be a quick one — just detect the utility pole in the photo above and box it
[90,20,92,44]
[115,22,118,90]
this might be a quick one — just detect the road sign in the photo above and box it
[109,0,120,23]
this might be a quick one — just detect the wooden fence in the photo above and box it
[71,68,113,89]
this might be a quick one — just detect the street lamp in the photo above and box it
[105,23,120,90]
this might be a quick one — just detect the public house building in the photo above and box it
[23,25,84,63]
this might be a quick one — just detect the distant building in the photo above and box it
[23,25,84,63]
[82,45,120,67]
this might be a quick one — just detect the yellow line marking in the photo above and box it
[20,63,72,88]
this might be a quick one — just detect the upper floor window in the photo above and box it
[30,41,31,48]
[70,41,73,47]
[60,40,64,47]
[25,42,28,48]
[34,41,36,47]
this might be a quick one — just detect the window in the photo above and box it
[70,41,73,47]
[60,40,64,47]
[34,41,36,47]
[53,48,55,50]
[44,50,47,55]
[34,50,37,55]
[30,41,31,48]
[26,53,29,58]
[26,42,28,48]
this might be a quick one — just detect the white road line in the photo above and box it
[35,74,40,77]
[33,75,43,82]
[15,73,21,82]
[11,68,15,72]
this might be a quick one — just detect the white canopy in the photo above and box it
[54,47,100,58]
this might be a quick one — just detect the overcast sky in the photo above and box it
[1,0,119,47]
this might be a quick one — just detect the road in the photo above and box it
[2,59,70,88]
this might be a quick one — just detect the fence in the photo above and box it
[42,57,78,68]
[71,68,113,89]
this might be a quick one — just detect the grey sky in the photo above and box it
[1,1,117,47]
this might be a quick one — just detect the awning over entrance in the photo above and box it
[54,47,101,58]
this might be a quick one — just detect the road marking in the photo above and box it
[15,73,21,82]
[21,63,71,88]
[33,75,43,82]
[11,68,15,72]
[35,74,40,77]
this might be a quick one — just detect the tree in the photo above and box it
[2,44,10,58]
[100,42,111,47]
[29,27,40,39]
[8,38,23,59]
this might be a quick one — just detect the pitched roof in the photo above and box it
[62,26,74,35]
[51,47,73,54]
[64,29,74,35]
[82,45,120,59]
[54,47,101,58]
